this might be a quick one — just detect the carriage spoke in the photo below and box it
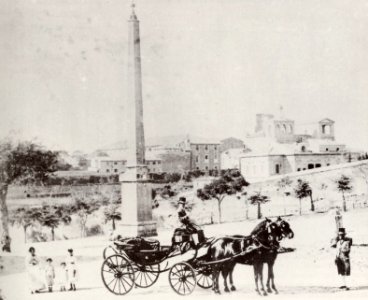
[117,277,121,294]
[106,277,116,287]
[103,268,115,274]
[112,277,118,292]
[119,278,128,293]
[137,272,143,286]
[145,271,153,282]
[186,279,194,286]
[143,272,148,287]
[170,271,181,278]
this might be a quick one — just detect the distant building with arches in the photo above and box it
[240,113,346,181]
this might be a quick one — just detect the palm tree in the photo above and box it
[248,192,270,219]
[277,176,293,215]
[10,207,43,243]
[104,205,121,231]
[337,175,352,212]
[41,205,72,241]
[294,179,314,215]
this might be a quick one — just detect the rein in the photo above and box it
[250,223,279,250]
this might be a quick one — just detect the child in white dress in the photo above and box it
[45,258,55,292]
[59,262,68,291]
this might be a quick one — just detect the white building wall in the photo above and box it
[240,156,270,182]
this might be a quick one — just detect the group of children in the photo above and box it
[26,247,78,294]
[44,249,77,292]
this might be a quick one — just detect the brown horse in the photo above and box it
[206,219,282,294]
[225,217,294,295]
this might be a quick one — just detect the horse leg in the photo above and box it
[215,269,221,294]
[266,262,272,293]
[222,266,230,293]
[229,264,236,291]
[270,261,278,294]
[254,264,261,295]
[258,263,268,296]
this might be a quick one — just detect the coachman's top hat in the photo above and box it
[338,228,346,234]
[178,197,186,205]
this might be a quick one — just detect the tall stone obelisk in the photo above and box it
[119,3,157,237]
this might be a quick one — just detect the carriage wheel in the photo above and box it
[103,246,119,259]
[196,268,213,289]
[134,264,160,288]
[101,255,135,295]
[169,262,196,295]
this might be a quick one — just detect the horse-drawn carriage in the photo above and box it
[101,229,214,295]
[101,218,294,296]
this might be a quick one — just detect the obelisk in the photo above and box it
[119,3,157,237]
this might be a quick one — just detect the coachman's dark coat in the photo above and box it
[331,236,353,276]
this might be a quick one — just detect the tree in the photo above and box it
[0,140,59,251]
[69,198,100,237]
[41,205,72,241]
[104,205,121,231]
[277,176,293,215]
[248,192,270,219]
[337,175,352,212]
[10,207,43,243]
[294,179,314,215]
[197,169,249,223]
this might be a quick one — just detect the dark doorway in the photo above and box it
[308,164,314,169]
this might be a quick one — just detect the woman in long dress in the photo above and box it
[25,247,44,294]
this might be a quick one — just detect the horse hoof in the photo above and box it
[231,286,236,291]
[263,292,268,296]
[224,287,230,293]
[215,290,221,295]
[267,288,272,293]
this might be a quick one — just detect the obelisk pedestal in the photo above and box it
[118,4,157,237]
[119,166,157,237]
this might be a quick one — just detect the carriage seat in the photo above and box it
[114,237,160,251]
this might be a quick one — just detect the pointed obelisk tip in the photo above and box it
[130,1,137,20]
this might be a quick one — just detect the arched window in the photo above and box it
[301,145,306,152]
[282,124,287,133]
[288,124,293,133]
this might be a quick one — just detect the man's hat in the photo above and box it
[338,228,346,234]
[68,248,73,252]
[178,197,186,205]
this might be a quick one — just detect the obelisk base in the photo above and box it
[119,167,157,238]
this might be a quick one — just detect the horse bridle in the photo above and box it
[250,222,280,250]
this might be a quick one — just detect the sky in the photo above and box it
[1,0,368,152]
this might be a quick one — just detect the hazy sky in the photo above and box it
[1,0,368,152]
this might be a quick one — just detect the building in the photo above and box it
[219,137,246,153]
[178,137,221,172]
[240,112,347,181]
[88,146,190,174]
[240,140,344,181]
[221,148,250,170]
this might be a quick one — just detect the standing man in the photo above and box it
[331,228,353,290]
[66,249,77,291]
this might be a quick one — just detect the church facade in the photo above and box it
[240,113,346,182]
